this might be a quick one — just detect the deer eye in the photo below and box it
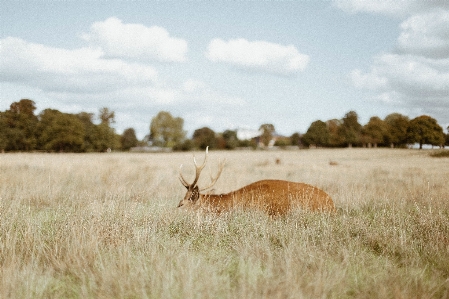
[189,189,199,201]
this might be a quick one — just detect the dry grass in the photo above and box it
[1,149,448,298]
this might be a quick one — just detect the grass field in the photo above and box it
[1,149,448,298]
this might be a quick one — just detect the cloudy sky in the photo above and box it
[1,0,448,139]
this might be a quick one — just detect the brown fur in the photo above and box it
[179,179,335,215]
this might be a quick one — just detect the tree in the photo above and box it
[3,99,38,151]
[384,113,409,148]
[274,137,291,147]
[37,109,85,152]
[446,126,449,147]
[193,127,217,149]
[149,111,186,147]
[75,110,119,152]
[173,139,194,151]
[99,107,115,125]
[327,119,344,147]
[121,128,138,150]
[361,116,387,147]
[76,112,97,152]
[338,111,361,147]
[302,120,329,147]
[259,123,275,147]
[407,115,445,149]
[0,112,7,151]
[10,99,37,116]
[92,123,120,151]
[222,130,238,149]
[290,132,301,147]
[78,108,120,152]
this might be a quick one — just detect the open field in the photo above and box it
[1,149,448,298]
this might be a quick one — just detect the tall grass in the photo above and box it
[1,149,448,298]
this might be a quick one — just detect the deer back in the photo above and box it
[201,179,335,215]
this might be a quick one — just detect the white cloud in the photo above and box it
[0,31,251,138]
[350,69,387,90]
[0,37,158,93]
[353,54,449,97]
[206,38,309,75]
[81,17,188,62]
[351,54,449,123]
[339,1,449,124]
[397,9,449,58]
[381,54,449,97]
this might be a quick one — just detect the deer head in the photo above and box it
[178,147,225,208]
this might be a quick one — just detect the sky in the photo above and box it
[1,0,448,139]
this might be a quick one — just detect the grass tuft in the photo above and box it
[430,150,449,157]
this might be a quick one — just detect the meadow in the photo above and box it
[0,149,448,298]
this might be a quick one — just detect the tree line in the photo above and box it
[1,99,448,152]
[301,111,447,149]
[0,99,122,152]
[149,110,448,151]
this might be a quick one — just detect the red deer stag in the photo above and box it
[178,147,335,215]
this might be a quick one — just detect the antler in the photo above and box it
[179,146,209,188]
[178,146,225,190]
[199,159,225,191]
[178,164,190,188]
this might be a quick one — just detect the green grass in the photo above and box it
[1,149,448,298]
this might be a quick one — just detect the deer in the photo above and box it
[178,147,335,216]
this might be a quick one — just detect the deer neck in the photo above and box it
[199,193,227,202]
[198,192,233,212]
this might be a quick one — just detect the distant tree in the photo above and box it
[93,108,120,151]
[193,127,217,149]
[9,99,37,116]
[149,111,186,147]
[99,107,115,125]
[38,109,85,152]
[3,99,38,151]
[93,123,120,151]
[238,138,257,148]
[215,135,226,149]
[407,115,445,149]
[274,137,291,147]
[361,116,388,147]
[446,126,449,147]
[384,113,409,148]
[76,110,119,152]
[259,123,275,146]
[338,111,361,147]
[121,128,138,150]
[290,132,301,147]
[0,112,7,151]
[302,120,329,147]
[173,139,194,151]
[327,119,344,147]
[76,112,97,152]
[222,130,238,149]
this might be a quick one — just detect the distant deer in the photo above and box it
[178,147,335,215]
